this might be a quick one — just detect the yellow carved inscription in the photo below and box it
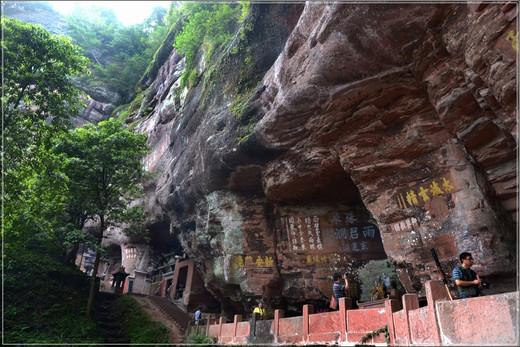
[232,255,276,269]
[396,175,457,209]
[506,30,518,52]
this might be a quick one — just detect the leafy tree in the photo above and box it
[52,118,151,316]
[1,17,100,342]
[2,16,89,248]
[165,1,184,27]
[64,5,170,100]
[65,6,120,67]
[2,17,88,145]
[145,6,168,31]
[144,6,172,54]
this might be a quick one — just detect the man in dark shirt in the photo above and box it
[332,272,349,309]
[452,252,483,298]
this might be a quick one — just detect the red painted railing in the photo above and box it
[194,280,518,345]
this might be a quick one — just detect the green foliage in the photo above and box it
[238,1,251,22]
[359,325,390,344]
[2,16,89,143]
[231,80,258,145]
[357,260,404,302]
[143,106,154,116]
[64,5,170,100]
[115,296,170,343]
[165,1,184,27]
[52,117,152,315]
[173,2,248,87]
[3,242,102,343]
[127,88,147,117]
[238,124,254,144]
[187,69,200,87]
[53,117,151,239]
[2,17,88,247]
[184,333,217,344]
[1,12,155,341]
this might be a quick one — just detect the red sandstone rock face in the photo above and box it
[134,3,516,317]
[254,2,517,295]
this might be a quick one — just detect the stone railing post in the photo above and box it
[303,304,314,343]
[401,293,419,345]
[425,280,451,345]
[274,309,285,344]
[232,314,242,343]
[250,312,258,337]
[206,316,214,336]
[218,316,226,343]
[384,298,400,345]
[338,297,351,341]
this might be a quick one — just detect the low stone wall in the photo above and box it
[436,291,518,345]
[199,280,518,345]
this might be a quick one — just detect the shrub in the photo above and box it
[115,296,170,343]
[184,333,216,344]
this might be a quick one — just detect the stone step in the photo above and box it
[93,292,130,344]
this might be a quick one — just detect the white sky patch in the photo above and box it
[49,1,171,26]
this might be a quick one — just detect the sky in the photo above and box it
[49,1,172,26]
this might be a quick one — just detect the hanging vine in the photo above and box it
[359,324,390,344]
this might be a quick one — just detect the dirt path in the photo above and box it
[130,295,185,344]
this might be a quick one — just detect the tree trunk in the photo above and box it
[65,243,79,266]
[86,216,105,317]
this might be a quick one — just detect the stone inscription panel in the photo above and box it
[232,254,276,269]
[395,172,458,211]
[281,209,386,261]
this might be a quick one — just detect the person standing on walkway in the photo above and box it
[332,272,349,309]
[194,307,202,326]
[253,302,267,319]
[452,252,483,298]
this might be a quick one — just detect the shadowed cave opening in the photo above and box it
[229,158,405,316]
[148,220,184,256]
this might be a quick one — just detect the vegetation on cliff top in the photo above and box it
[173,2,250,88]
[63,2,175,101]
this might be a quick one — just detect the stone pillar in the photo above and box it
[426,280,451,345]
[218,316,226,343]
[274,309,285,344]
[171,258,180,300]
[250,312,258,337]
[183,259,194,305]
[401,293,419,345]
[338,297,350,341]
[232,314,242,343]
[384,298,400,345]
[206,316,214,336]
[303,304,314,343]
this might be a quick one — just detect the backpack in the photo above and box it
[456,266,479,298]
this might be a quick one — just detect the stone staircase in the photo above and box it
[128,294,191,343]
[148,295,190,335]
[92,292,130,344]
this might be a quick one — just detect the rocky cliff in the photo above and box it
[9,2,518,318]
[120,2,517,317]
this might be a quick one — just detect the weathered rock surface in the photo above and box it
[9,2,518,318]
[129,2,517,318]
[2,3,69,36]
